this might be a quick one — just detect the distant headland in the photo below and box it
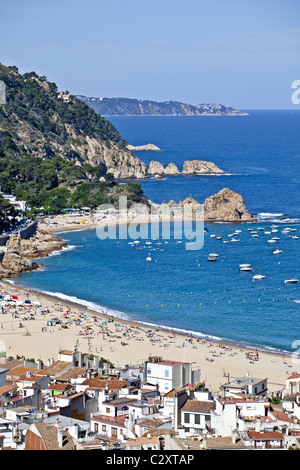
[76,96,249,117]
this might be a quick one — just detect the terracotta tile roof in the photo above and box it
[32,423,75,450]
[0,359,22,371]
[247,431,284,440]
[287,373,300,380]
[137,418,165,429]
[155,360,186,366]
[271,410,300,424]
[205,436,247,449]
[127,436,160,446]
[47,383,72,392]
[182,400,216,413]
[54,366,86,382]
[56,392,83,401]
[7,366,39,378]
[0,383,18,396]
[36,361,71,377]
[91,414,126,428]
[80,376,128,390]
[17,375,44,383]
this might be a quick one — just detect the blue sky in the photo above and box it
[1,0,300,109]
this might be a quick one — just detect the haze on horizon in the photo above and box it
[1,0,300,110]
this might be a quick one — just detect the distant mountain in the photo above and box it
[76,96,248,116]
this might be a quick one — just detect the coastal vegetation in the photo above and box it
[0,194,19,232]
[0,63,148,215]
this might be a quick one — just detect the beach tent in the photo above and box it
[33,301,41,306]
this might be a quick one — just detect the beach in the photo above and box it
[0,274,297,394]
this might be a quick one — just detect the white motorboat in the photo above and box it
[253,274,265,280]
[272,249,282,254]
[239,264,252,272]
[284,279,299,284]
[146,256,152,262]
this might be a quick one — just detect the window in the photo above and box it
[102,425,106,432]
[106,407,110,414]
[194,414,200,425]
[165,383,169,390]
[165,370,169,377]
[147,368,151,375]
[112,427,117,437]
[94,423,99,433]
[184,413,190,424]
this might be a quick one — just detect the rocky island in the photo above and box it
[147,160,226,176]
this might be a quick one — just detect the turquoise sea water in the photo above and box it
[12,111,300,353]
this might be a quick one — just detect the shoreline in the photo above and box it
[0,277,296,393]
[1,218,299,392]
[5,277,295,360]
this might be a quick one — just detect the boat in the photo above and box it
[207,255,218,261]
[209,253,219,257]
[253,274,265,280]
[272,249,282,254]
[146,256,152,262]
[284,279,299,284]
[239,263,252,272]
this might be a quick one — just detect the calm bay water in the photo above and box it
[13,111,300,353]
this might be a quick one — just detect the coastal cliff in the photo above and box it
[0,228,67,279]
[0,64,147,180]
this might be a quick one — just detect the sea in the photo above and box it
[11,110,300,354]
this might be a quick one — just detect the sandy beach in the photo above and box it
[0,272,298,394]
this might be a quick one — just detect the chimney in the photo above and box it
[57,427,63,448]
[232,430,238,444]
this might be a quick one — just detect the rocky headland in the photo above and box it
[150,188,256,223]
[0,228,67,279]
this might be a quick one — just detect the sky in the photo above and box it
[1,0,300,109]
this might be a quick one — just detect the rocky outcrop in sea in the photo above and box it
[147,159,225,177]
[149,188,255,223]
